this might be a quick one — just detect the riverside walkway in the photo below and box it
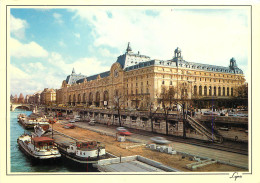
[72,121,248,170]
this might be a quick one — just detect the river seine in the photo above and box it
[10,109,97,173]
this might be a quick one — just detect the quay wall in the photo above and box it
[44,107,248,143]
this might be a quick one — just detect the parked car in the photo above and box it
[63,124,75,129]
[69,119,75,123]
[203,111,220,116]
[150,136,171,144]
[89,119,96,126]
[118,129,132,136]
[75,117,81,122]
[116,127,126,131]
[116,127,132,136]
[236,113,248,117]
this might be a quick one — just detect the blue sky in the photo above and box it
[10,7,250,96]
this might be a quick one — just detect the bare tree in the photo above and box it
[158,85,178,135]
[178,81,189,138]
[144,95,157,132]
[235,84,248,98]
[113,90,125,127]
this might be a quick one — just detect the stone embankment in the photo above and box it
[51,121,247,172]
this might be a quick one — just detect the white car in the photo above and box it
[150,136,171,144]
[89,119,96,126]
[116,127,126,131]
[69,119,75,123]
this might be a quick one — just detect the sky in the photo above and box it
[9,7,250,96]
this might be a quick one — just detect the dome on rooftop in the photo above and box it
[175,47,181,53]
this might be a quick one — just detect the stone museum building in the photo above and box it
[56,42,246,110]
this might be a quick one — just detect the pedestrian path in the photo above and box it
[74,122,248,170]
[172,142,248,169]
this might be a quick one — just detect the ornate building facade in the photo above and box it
[57,43,246,110]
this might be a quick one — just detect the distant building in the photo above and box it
[33,91,42,105]
[10,94,14,103]
[13,94,18,103]
[41,88,56,105]
[24,95,31,104]
[18,93,25,104]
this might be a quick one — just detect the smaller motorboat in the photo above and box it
[17,114,27,122]
[33,124,50,137]
[17,134,61,160]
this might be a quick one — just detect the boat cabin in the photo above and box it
[66,141,106,158]
[31,137,55,150]
[76,141,97,149]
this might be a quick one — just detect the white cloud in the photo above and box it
[11,51,112,95]
[73,57,110,76]
[70,8,249,80]
[10,38,48,58]
[10,64,30,80]
[21,62,46,73]
[74,33,80,38]
[59,40,66,47]
[47,52,110,76]
[10,14,28,39]
[10,65,42,95]
[98,47,118,58]
[53,13,63,24]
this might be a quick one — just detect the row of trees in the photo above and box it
[112,81,190,137]
[112,81,248,138]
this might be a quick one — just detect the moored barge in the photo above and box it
[56,141,110,166]
[17,134,61,161]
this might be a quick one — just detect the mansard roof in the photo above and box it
[66,70,87,85]
[65,44,244,85]
[76,71,110,84]
[124,58,243,74]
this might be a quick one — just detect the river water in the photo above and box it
[10,109,97,173]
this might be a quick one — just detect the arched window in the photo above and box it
[194,85,197,96]
[227,87,230,96]
[95,92,100,107]
[89,93,93,105]
[209,86,212,96]
[104,91,109,102]
[204,86,207,96]
[214,87,216,96]
[231,88,234,96]
[218,87,221,96]
[115,90,119,97]
[78,94,81,103]
[83,93,86,103]
[73,94,76,102]
[199,86,202,96]
[223,87,225,96]
[96,92,100,102]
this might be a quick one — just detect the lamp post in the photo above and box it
[188,81,193,113]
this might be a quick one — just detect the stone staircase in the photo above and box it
[186,115,223,143]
